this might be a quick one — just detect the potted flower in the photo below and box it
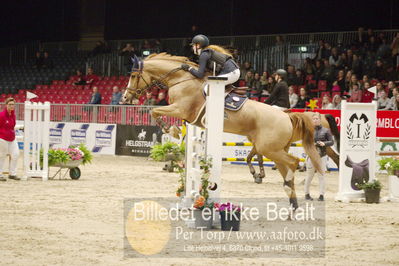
[378,156,399,177]
[150,142,185,172]
[356,179,382,203]
[218,202,241,231]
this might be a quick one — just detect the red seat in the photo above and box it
[318,80,327,90]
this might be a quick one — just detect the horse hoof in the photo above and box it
[254,176,263,184]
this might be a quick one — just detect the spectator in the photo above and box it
[361,82,374,103]
[286,65,296,85]
[302,57,315,75]
[321,96,333,109]
[367,36,379,54]
[245,71,254,87]
[377,91,390,109]
[384,87,398,110]
[91,41,104,57]
[260,72,268,91]
[332,94,342,109]
[356,27,367,46]
[391,32,399,67]
[250,73,262,97]
[0,98,20,181]
[377,38,391,62]
[346,49,354,68]
[323,42,332,60]
[143,91,156,105]
[294,87,310,109]
[119,43,138,74]
[42,52,53,69]
[314,40,325,61]
[110,86,122,105]
[376,82,385,98]
[331,80,341,93]
[320,59,334,84]
[85,68,99,85]
[314,60,324,81]
[156,92,168,106]
[351,54,362,78]
[88,86,101,104]
[293,69,305,85]
[33,51,43,69]
[349,74,361,91]
[385,65,398,83]
[288,86,298,108]
[72,70,85,85]
[393,94,399,110]
[361,75,370,89]
[240,62,254,80]
[387,81,398,98]
[336,70,346,92]
[262,76,275,96]
[329,47,340,68]
[348,83,362,103]
[337,53,348,71]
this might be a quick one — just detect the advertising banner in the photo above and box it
[115,125,163,156]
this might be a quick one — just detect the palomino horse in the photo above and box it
[122,53,323,209]
[247,112,340,183]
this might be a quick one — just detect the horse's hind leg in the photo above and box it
[264,150,300,210]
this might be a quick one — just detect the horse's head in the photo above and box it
[122,56,150,104]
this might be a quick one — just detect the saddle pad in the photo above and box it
[224,92,248,111]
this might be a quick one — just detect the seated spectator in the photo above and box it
[348,84,362,103]
[73,70,86,85]
[240,61,254,80]
[376,82,385,98]
[293,69,304,85]
[331,81,341,93]
[156,92,168,106]
[349,74,361,91]
[302,57,315,75]
[392,93,399,110]
[262,76,275,95]
[260,72,268,91]
[314,60,324,81]
[336,70,346,92]
[110,86,122,105]
[88,86,101,104]
[245,71,254,87]
[286,65,296,85]
[384,88,398,110]
[33,51,43,69]
[250,73,262,96]
[294,87,310,109]
[119,43,138,73]
[85,68,99,85]
[332,94,342,109]
[320,59,334,84]
[377,91,390,109]
[288,86,298,108]
[143,91,156,105]
[337,53,349,71]
[329,47,340,68]
[42,52,53,69]
[385,65,398,83]
[361,82,375,103]
[351,54,362,78]
[361,75,370,89]
[387,81,398,98]
[321,95,333,109]
[374,60,386,81]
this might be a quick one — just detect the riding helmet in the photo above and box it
[191,34,210,47]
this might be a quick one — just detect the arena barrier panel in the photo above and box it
[23,101,50,181]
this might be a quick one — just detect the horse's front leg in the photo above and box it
[152,104,182,139]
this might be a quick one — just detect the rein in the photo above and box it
[127,66,197,99]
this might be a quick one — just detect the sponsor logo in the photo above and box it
[95,130,112,147]
[71,129,87,145]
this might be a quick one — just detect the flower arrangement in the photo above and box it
[43,143,93,167]
[378,156,399,176]
[150,142,185,162]
[217,202,242,213]
[356,179,382,190]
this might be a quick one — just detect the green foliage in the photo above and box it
[48,149,69,166]
[199,156,213,201]
[77,143,93,165]
[356,179,383,190]
[150,142,185,162]
[378,157,399,175]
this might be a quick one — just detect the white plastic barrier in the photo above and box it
[23,102,50,181]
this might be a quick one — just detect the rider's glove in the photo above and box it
[181,64,190,71]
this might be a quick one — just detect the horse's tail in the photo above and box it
[325,114,340,152]
[288,112,323,174]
